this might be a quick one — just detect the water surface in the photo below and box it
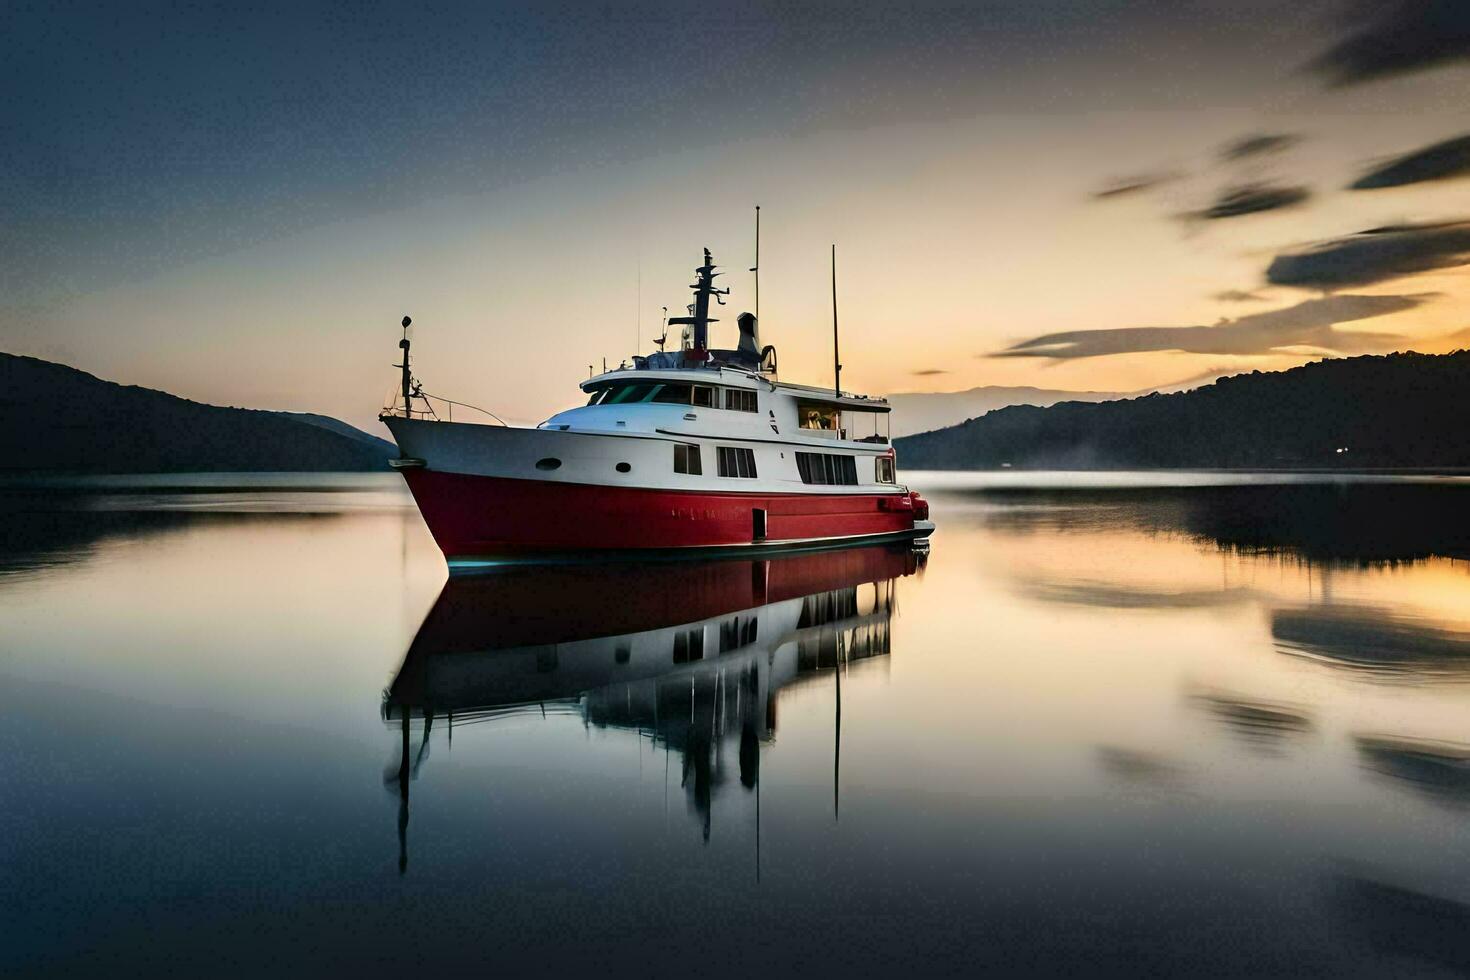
[4,473,1470,976]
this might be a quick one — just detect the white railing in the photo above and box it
[380,387,508,426]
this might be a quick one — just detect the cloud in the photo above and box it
[990,294,1424,360]
[1189,183,1310,220]
[1090,172,1179,200]
[1350,133,1470,189]
[1212,289,1266,302]
[1267,220,1470,288]
[1220,133,1301,161]
[1310,0,1470,86]
[910,368,948,376]
[1436,326,1470,349]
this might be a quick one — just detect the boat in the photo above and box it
[380,247,933,565]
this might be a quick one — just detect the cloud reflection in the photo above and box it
[1355,735,1470,809]
[1273,606,1470,680]
[1188,689,1314,755]
[1095,746,1187,794]
[1015,577,1257,610]
[1188,183,1310,220]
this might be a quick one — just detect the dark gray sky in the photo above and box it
[2,0,1332,301]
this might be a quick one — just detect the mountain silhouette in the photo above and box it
[0,353,393,473]
[894,350,1470,470]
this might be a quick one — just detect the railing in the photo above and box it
[380,387,508,426]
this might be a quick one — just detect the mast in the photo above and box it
[750,206,760,325]
[833,630,842,822]
[398,315,413,415]
[831,245,842,397]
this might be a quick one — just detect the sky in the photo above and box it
[6,0,1470,430]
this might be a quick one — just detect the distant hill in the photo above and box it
[894,351,1470,470]
[884,386,1126,438]
[884,372,1232,437]
[0,353,394,473]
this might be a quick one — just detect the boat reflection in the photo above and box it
[383,544,924,871]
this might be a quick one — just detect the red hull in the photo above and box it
[401,470,921,557]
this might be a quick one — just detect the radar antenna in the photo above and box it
[667,248,729,353]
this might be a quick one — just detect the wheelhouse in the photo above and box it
[584,377,759,412]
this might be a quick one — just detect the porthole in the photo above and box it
[615,462,632,473]
[535,458,562,471]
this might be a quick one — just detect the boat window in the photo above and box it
[799,403,840,430]
[535,458,562,471]
[692,386,715,408]
[605,383,657,404]
[674,443,702,475]
[586,389,607,405]
[795,451,858,486]
[651,383,693,404]
[724,388,758,412]
[876,456,896,483]
[717,446,758,479]
[615,462,632,473]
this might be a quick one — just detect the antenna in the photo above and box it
[636,258,642,355]
[654,306,669,352]
[831,244,842,398]
[834,631,842,823]
[750,205,760,325]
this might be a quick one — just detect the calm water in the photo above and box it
[4,473,1470,977]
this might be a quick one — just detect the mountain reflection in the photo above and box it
[971,482,1470,566]
[0,487,353,579]
[384,544,923,870]
[959,481,1470,695]
[0,491,197,578]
